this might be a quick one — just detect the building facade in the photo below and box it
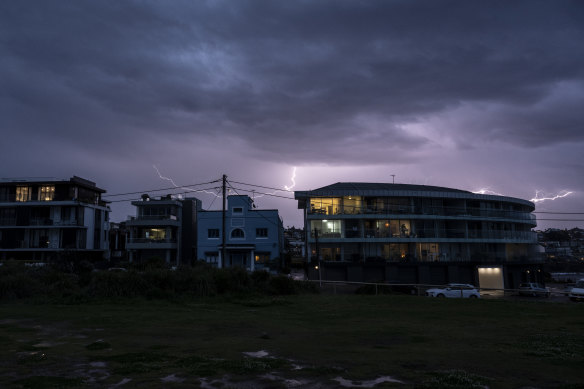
[197,195,284,271]
[126,195,201,266]
[0,176,110,261]
[295,183,541,288]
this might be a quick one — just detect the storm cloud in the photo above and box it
[1,0,583,226]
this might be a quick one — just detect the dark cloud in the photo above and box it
[2,0,583,164]
[1,1,583,229]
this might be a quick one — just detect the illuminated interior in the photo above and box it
[342,196,362,214]
[310,220,341,238]
[144,228,166,240]
[418,243,439,261]
[16,186,31,202]
[310,197,340,215]
[39,186,55,201]
[255,253,270,263]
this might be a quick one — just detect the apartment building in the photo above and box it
[0,176,110,261]
[295,182,541,288]
[126,195,201,266]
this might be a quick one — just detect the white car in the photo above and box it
[569,279,584,302]
[425,283,481,298]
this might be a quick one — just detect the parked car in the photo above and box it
[518,283,550,297]
[569,279,584,302]
[425,283,481,298]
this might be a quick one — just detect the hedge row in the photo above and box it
[0,261,318,302]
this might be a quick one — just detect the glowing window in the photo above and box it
[16,186,31,202]
[39,186,55,201]
[255,253,270,263]
[145,228,166,240]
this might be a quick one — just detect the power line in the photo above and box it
[227,186,295,200]
[226,179,283,229]
[205,188,222,210]
[106,186,221,203]
[103,179,221,198]
[228,180,292,193]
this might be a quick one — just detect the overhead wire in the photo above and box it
[103,179,221,198]
[105,186,221,203]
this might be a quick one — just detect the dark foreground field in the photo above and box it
[1,295,583,389]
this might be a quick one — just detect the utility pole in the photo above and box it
[314,228,321,287]
[222,174,227,268]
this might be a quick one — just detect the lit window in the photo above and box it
[231,228,245,239]
[145,228,166,240]
[39,186,55,201]
[16,186,31,202]
[256,228,268,238]
[255,253,270,263]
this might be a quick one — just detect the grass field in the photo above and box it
[1,295,583,388]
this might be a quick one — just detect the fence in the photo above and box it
[303,279,565,299]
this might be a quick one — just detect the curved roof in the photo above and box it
[305,182,471,194]
[294,182,534,208]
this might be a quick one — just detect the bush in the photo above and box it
[212,267,251,295]
[88,270,148,298]
[0,259,319,301]
[268,275,297,295]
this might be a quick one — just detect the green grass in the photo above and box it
[0,296,583,388]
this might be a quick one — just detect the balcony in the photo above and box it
[126,238,178,250]
[307,205,535,222]
[30,218,53,226]
[126,215,180,227]
[54,219,83,226]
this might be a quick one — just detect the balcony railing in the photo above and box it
[310,228,537,241]
[134,215,178,221]
[308,205,535,221]
[29,218,53,226]
[127,238,177,244]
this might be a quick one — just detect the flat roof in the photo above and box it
[0,176,106,193]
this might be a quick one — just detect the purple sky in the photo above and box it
[1,1,583,229]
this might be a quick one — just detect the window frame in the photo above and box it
[231,228,245,239]
[256,228,268,238]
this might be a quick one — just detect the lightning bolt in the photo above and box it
[284,166,297,191]
[472,188,505,196]
[530,190,573,203]
[152,165,221,198]
[250,166,297,200]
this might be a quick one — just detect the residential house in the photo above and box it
[197,195,283,271]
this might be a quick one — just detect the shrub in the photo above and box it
[268,275,297,295]
[88,270,148,298]
[212,267,251,295]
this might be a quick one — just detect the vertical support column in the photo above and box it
[222,174,227,269]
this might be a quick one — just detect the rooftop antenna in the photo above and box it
[391,174,395,184]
